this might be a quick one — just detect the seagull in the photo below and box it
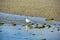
[25,16,30,31]
[26,17,30,23]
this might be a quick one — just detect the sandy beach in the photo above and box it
[0,0,60,21]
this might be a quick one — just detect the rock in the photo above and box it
[0,30,2,32]
[32,34,36,36]
[12,24,16,26]
[57,28,60,31]
[31,23,34,25]
[50,30,53,32]
[34,24,38,29]
[0,22,4,26]
[45,18,54,21]
[47,25,51,29]
[41,38,46,40]
[18,28,21,30]
[38,25,45,29]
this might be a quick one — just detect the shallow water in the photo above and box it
[0,12,60,40]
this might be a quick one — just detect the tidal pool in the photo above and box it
[0,12,60,40]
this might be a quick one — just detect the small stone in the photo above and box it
[38,25,45,29]
[0,23,4,26]
[18,28,21,30]
[31,23,34,25]
[34,26,38,28]
[59,24,60,26]
[12,24,16,26]
[32,34,36,36]
[0,30,2,32]
[41,23,46,25]
[54,24,56,25]
[45,18,54,21]
[22,24,25,26]
[41,38,46,40]
[50,30,53,32]
[47,25,51,29]
[57,28,60,31]
[34,24,38,28]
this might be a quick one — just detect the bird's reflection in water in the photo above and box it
[25,23,32,32]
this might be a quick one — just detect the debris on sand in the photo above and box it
[34,24,38,28]
[12,24,16,26]
[41,23,46,25]
[0,22,4,26]
[30,33,36,36]
[58,24,60,26]
[41,38,46,40]
[18,28,21,30]
[31,23,34,25]
[45,18,54,21]
[0,30,2,32]
[57,28,60,31]
[32,34,36,36]
[50,30,53,32]
[47,25,51,29]
[38,25,45,29]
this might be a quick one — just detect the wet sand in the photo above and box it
[0,0,60,21]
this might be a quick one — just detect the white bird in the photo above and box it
[26,17,30,23]
[25,17,30,31]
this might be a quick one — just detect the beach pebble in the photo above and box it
[38,25,45,29]
[41,38,46,40]
[57,28,60,31]
[18,28,21,30]
[45,18,54,21]
[0,30,2,32]
[12,24,16,26]
[0,22,4,26]
[47,25,51,29]
[50,30,53,32]
[32,34,36,36]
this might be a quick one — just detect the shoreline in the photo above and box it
[0,11,60,21]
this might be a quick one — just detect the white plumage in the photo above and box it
[26,17,30,23]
